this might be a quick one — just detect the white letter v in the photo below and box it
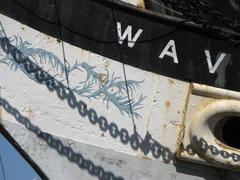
[204,50,229,74]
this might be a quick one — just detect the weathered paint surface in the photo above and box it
[180,84,240,170]
[0,4,240,180]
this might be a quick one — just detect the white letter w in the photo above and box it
[116,22,143,48]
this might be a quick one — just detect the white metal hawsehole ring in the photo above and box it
[190,100,240,168]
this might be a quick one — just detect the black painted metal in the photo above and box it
[0,0,240,91]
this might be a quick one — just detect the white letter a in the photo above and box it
[159,40,178,64]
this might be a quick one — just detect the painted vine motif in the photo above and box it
[0,24,145,118]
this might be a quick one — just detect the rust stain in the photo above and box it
[198,99,219,112]
[139,154,151,160]
[137,0,145,8]
[26,108,33,119]
[165,100,171,108]
[176,83,193,157]
[164,79,175,121]
[176,124,185,157]
[215,139,240,152]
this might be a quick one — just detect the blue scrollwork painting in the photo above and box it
[0,23,145,118]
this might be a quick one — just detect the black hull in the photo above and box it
[1,0,240,91]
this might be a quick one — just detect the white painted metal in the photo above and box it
[190,100,240,168]
[180,83,240,171]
